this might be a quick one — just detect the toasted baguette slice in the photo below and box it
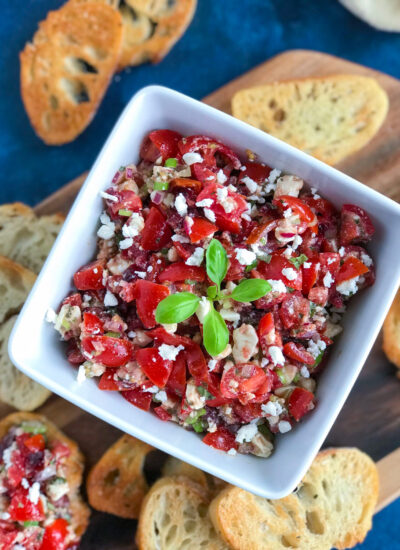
[209,448,378,550]
[383,288,400,371]
[0,255,36,324]
[232,75,388,165]
[136,476,229,550]
[87,434,153,518]
[0,412,90,539]
[0,203,63,273]
[162,456,227,496]
[20,2,123,144]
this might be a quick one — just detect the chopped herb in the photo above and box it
[186,408,206,430]
[23,521,39,527]
[287,287,295,293]
[276,368,288,384]
[293,373,300,383]
[118,209,132,217]
[192,420,205,433]
[309,301,317,317]
[245,260,258,272]
[61,318,70,330]
[165,158,178,168]
[197,386,213,399]
[184,279,197,285]
[289,254,308,269]
[161,248,169,255]
[21,422,47,435]
[105,331,121,338]
[313,351,324,367]
[154,181,169,191]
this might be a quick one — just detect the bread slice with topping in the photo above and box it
[87,434,154,518]
[20,1,123,144]
[232,75,388,165]
[136,475,230,550]
[383,288,400,372]
[0,203,63,273]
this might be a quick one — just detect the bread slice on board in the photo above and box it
[20,1,123,145]
[383,288,400,372]
[136,475,230,550]
[232,75,388,165]
[87,434,154,518]
[0,203,64,273]
[209,448,378,550]
[0,255,37,324]
[0,412,90,539]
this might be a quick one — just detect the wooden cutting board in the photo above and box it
[5,50,400,548]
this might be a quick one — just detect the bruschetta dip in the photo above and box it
[50,130,375,457]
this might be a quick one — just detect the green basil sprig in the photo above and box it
[203,304,229,356]
[156,292,200,324]
[206,239,228,289]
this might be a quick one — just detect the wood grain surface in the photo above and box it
[2,50,399,548]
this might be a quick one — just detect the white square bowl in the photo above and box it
[9,85,400,499]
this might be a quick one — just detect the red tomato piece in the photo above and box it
[233,402,263,423]
[81,335,133,367]
[336,256,369,284]
[141,207,172,251]
[220,363,272,405]
[238,162,272,185]
[0,522,19,550]
[246,216,278,245]
[40,518,69,550]
[308,286,328,306]
[340,204,375,246]
[106,189,142,219]
[158,262,206,283]
[24,434,45,453]
[73,260,104,291]
[273,195,318,231]
[135,279,170,329]
[136,347,173,388]
[140,129,182,162]
[187,217,217,243]
[257,253,302,290]
[82,312,104,335]
[178,135,241,169]
[169,178,202,193]
[318,252,340,286]
[288,388,315,421]
[258,312,282,354]
[62,293,82,307]
[119,281,137,303]
[122,388,153,411]
[166,354,187,397]
[280,295,310,329]
[203,427,238,452]
[154,406,172,421]
[98,370,119,391]
[302,195,338,228]
[9,488,45,522]
[196,184,248,234]
[6,450,25,489]
[302,260,320,294]
[283,342,315,365]
[191,163,218,184]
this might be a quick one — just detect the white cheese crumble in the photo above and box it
[339,246,345,257]
[292,234,303,250]
[281,267,298,281]
[99,190,118,202]
[361,252,373,267]
[262,401,283,416]
[196,198,214,208]
[208,359,217,372]
[158,344,184,361]
[307,338,326,359]
[300,366,310,378]
[269,346,285,366]
[21,478,29,489]
[278,421,292,434]
[135,271,146,279]
[217,186,228,202]
[97,223,115,240]
[171,234,190,243]
[45,308,57,324]
[122,212,144,238]
[232,324,259,363]
[77,365,87,384]
[268,279,287,294]
[154,390,168,402]
[235,248,256,266]
[119,237,133,250]
[241,176,258,194]
[323,271,334,288]
[204,208,216,223]
[227,448,237,455]
[220,309,241,323]
[235,423,258,443]
[28,482,41,505]
[175,193,188,216]
[336,276,359,296]
[104,290,118,307]
[182,152,203,165]
[185,247,205,266]
[268,168,281,185]
[217,170,227,184]
[303,262,312,269]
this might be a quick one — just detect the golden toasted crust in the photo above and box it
[20,2,123,145]
[232,75,388,165]
[87,434,153,518]
[161,456,209,488]
[383,289,400,369]
[0,412,90,539]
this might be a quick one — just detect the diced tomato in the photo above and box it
[166,354,187,396]
[173,241,193,261]
[318,252,340,286]
[302,260,320,294]
[257,252,302,290]
[51,442,71,460]
[178,135,241,170]
[106,189,142,219]
[67,342,85,365]
[280,295,310,329]
[0,522,18,550]
[82,312,104,335]
[135,279,170,329]
[158,262,206,283]
[122,388,153,411]
[140,129,182,162]
[191,163,218,184]
[340,204,375,246]
[119,281,137,303]
[288,388,315,421]
[9,488,45,522]
[98,370,119,391]
[220,363,272,405]
[196,184,248,234]
[6,450,24,489]
[81,335,133,367]
[40,518,69,550]
[246,216,278,245]
[187,217,217,243]
[24,434,45,453]
[203,427,238,452]
[273,195,318,232]
[283,342,315,365]
[336,256,369,284]
[258,312,282,354]
[233,402,263,423]
[238,162,272,186]
[302,195,338,228]
[170,178,202,193]
[308,286,328,306]
[73,260,105,291]
[154,406,172,421]
[136,347,173,388]
[62,293,82,307]
[141,207,172,251]
[339,245,375,287]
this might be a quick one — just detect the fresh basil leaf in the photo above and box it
[23,521,39,527]
[186,408,206,425]
[192,420,205,433]
[155,292,200,324]
[313,351,324,368]
[289,254,308,269]
[309,301,317,317]
[231,279,272,302]
[203,306,229,357]
[245,260,258,272]
[206,239,228,287]
[207,285,218,299]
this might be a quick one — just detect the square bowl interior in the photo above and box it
[9,85,400,499]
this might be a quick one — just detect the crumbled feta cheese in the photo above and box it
[28,482,41,505]
[196,296,211,324]
[217,186,228,202]
[300,366,310,378]
[241,176,258,194]
[307,338,326,358]
[303,262,311,269]
[323,271,334,288]
[268,279,287,294]
[135,271,146,279]
[158,344,184,361]
[283,207,293,219]
[119,237,133,250]
[208,359,217,372]
[262,401,283,416]
[281,267,297,281]
[278,421,292,434]
[217,170,228,184]
[336,276,359,296]
[45,308,57,324]
[175,193,188,216]
[361,252,373,267]
[161,323,177,334]
[21,478,29,489]
[227,448,237,455]
[147,386,160,394]
[185,380,206,409]
[97,223,115,240]
[274,175,303,198]
[128,331,136,338]
[220,309,241,323]
[268,168,281,185]
[339,246,345,257]
[99,190,118,202]
[235,423,258,443]
[122,212,145,238]
[185,247,205,266]
[204,208,216,222]
[292,234,303,250]
[235,248,256,266]
[311,187,321,198]
[0,512,10,520]
[154,390,168,402]
[232,324,259,363]
[196,198,214,208]
[47,478,69,501]
[208,420,218,433]
[77,365,87,384]
[171,234,190,243]
[182,152,203,165]
[269,346,285,366]
[104,290,118,307]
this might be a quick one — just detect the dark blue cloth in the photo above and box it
[1,1,399,548]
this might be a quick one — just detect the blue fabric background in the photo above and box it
[1,1,399,547]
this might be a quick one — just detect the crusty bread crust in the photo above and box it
[383,289,400,370]
[87,434,153,518]
[0,412,90,539]
[0,255,37,324]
